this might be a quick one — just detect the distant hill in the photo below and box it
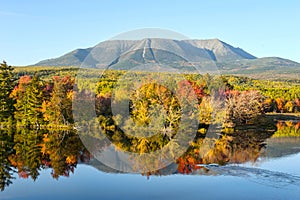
[33,38,300,78]
[36,48,92,66]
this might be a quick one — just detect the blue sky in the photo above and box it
[1,0,300,66]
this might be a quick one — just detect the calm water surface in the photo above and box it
[2,157,300,200]
[1,122,300,200]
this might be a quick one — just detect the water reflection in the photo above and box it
[0,121,300,191]
[0,128,91,191]
[194,165,300,189]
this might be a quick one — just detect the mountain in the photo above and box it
[34,38,256,66]
[33,38,300,78]
[36,48,92,66]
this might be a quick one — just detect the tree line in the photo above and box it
[1,61,299,128]
[0,61,74,127]
[227,76,300,113]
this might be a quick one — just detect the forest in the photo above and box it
[0,61,300,128]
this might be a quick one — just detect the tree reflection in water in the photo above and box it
[0,128,91,191]
[1,121,300,191]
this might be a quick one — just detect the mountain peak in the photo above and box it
[34,38,257,67]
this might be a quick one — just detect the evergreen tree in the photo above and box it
[0,61,15,123]
[12,75,44,127]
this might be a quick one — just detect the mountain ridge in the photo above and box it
[32,38,300,78]
[33,38,256,67]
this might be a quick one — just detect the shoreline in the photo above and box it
[1,113,299,130]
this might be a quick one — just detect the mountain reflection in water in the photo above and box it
[1,121,300,192]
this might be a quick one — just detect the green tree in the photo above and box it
[11,75,44,127]
[0,61,15,123]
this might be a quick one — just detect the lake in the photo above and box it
[1,121,300,200]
